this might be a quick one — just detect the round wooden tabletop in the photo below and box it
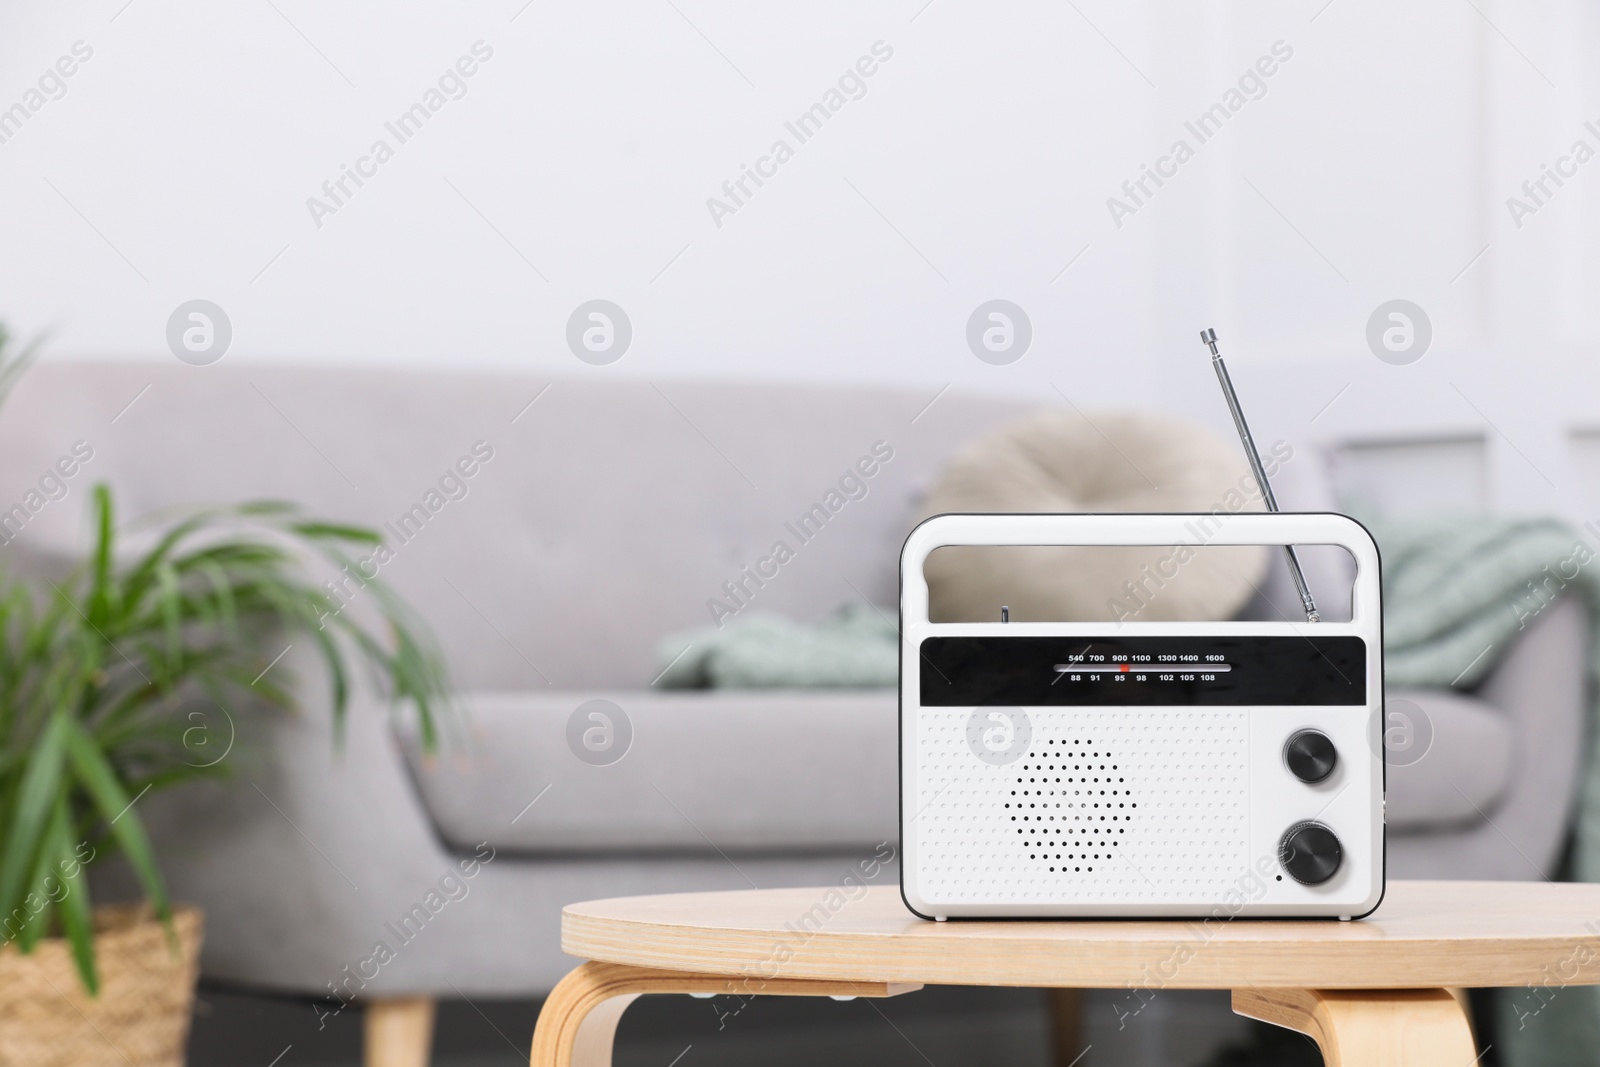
[562,880,1600,989]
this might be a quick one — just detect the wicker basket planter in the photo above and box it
[0,904,204,1067]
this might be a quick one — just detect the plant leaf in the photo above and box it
[61,719,169,924]
[0,325,42,413]
[121,510,223,606]
[49,796,97,994]
[13,824,58,953]
[288,521,382,545]
[236,500,296,515]
[154,561,182,676]
[0,710,69,914]
[86,484,117,628]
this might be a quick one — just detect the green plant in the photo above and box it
[0,340,448,994]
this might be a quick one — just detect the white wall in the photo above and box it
[0,0,1595,519]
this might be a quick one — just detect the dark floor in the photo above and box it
[186,982,1328,1067]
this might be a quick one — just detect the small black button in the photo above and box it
[1279,821,1343,885]
[1284,729,1337,783]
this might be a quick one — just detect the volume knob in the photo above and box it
[1284,729,1337,783]
[1279,821,1343,885]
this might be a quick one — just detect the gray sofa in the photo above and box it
[0,364,1584,1064]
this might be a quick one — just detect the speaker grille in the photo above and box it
[913,709,1250,903]
[1013,739,1130,874]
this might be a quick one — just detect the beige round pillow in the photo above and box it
[920,410,1270,623]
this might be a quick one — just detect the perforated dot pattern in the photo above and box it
[913,710,1249,903]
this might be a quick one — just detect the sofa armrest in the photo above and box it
[1468,594,1589,876]
[133,646,465,990]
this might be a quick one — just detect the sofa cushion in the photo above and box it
[919,410,1269,623]
[397,690,899,854]
[1385,688,1513,831]
[400,685,1510,853]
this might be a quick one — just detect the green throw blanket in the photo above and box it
[1374,516,1600,1064]
[655,603,899,689]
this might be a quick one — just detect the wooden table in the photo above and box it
[532,880,1600,1066]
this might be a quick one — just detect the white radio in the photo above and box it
[898,332,1385,920]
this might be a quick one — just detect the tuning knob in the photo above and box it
[1283,729,1337,783]
[1279,821,1343,885]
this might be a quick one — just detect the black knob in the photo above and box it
[1279,821,1343,885]
[1283,729,1337,783]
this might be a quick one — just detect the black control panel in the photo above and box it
[917,635,1366,707]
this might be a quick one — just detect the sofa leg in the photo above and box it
[1046,988,1086,1067]
[365,996,437,1067]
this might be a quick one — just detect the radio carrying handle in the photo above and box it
[900,512,1380,628]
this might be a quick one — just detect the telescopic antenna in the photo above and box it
[1200,328,1320,623]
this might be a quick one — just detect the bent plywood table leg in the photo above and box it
[530,961,922,1067]
[1233,987,1477,1066]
